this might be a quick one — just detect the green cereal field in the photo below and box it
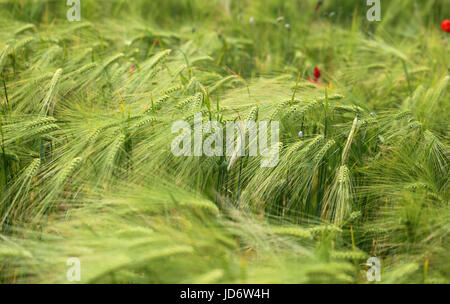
[0,0,449,284]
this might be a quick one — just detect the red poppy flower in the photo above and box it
[314,66,321,79]
[308,66,323,85]
[442,19,450,33]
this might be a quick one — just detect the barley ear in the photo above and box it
[341,117,358,165]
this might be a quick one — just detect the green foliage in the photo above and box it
[0,0,448,284]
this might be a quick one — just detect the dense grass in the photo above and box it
[0,0,448,283]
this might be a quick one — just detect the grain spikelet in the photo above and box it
[246,106,259,122]
[297,98,323,117]
[286,139,305,155]
[106,135,125,166]
[327,94,344,101]
[333,105,363,114]
[273,227,313,239]
[57,157,82,185]
[67,62,97,78]
[148,49,171,69]
[322,165,352,224]
[103,53,124,70]
[23,158,41,181]
[313,139,335,163]
[179,199,219,215]
[87,129,101,145]
[27,124,60,138]
[270,100,291,120]
[132,116,158,129]
[395,110,412,120]
[25,117,57,129]
[14,37,35,51]
[161,85,183,95]
[307,225,342,235]
[330,250,368,260]
[177,93,202,109]
[154,95,170,110]
[0,45,12,72]
[14,24,36,36]
[41,68,63,115]
[341,117,358,165]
